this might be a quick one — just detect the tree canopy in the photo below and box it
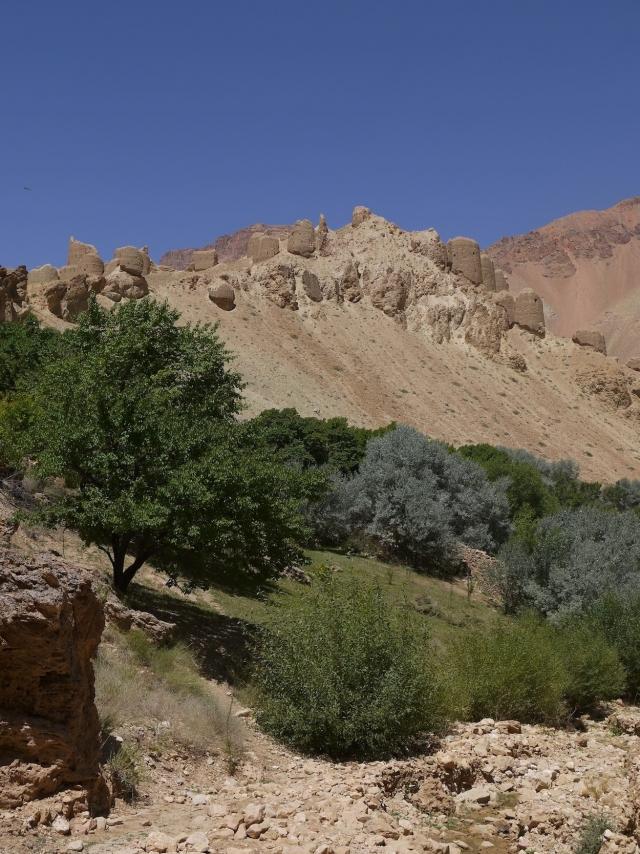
[7,299,315,592]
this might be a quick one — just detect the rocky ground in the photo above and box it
[3,701,640,854]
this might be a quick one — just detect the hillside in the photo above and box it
[488,196,640,361]
[14,205,640,484]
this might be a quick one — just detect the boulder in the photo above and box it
[480,254,496,291]
[494,290,515,326]
[248,233,280,264]
[494,269,508,291]
[113,246,146,277]
[76,253,104,277]
[105,267,149,300]
[447,237,482,285]
[572,329,607,355]
[0,548,108,810]
[28,264,59,286]
[140,246,152,275]
[514,288,545,336]
[67,237,99,267]
[302,269,322,302]
[208,281,236,311]
[351,206,371,227]
[57,265,78,281]
[627,358,640,372]
[62,276,91,320]
[287,219,316,258]
[45,281,68,316]
[190,249,218,271]
[104,595,176,645]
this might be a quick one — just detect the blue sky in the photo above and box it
[2,0,639,268]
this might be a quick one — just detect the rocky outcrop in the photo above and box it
[0,549,108,810]
[208,281,236,311]
[494,290,515,326]
[368,269,409,318]
[103,268,149,301]
[67,238,100,268]
[287,220,316,258]
[104,595,176,645]
[255,264,298,310]
[248,234,280,264]
[113,246,146,277]
[576,367,632,410]
[27,265,59,286]
[316,214,329,252]
[572,329,606,354]
[514,288,545,336]
[627,358,640,372]
[494,269,508,291]
[76,254,105,277]
[352,206,372,228]
[480,254,496,291]
[46,275,105,321]
[190,249,218,271]
[0,266,29,321]
[447,237,482,285]
[302,270,322,302]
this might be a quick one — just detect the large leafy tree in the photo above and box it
[9,299,313,593]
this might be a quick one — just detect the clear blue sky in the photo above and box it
[2,0,639,269]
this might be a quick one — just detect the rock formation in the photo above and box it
[493,290,515,326]
[480,254,496,291]
[103,268,148,301]
[572,329,607,354]
[0,548,108,810]
[287,220,316,258]
[190,249,218,271]
[248,233,280,264]
[487,196,640,359]
[113,246,146,277]
[447,237,482,285]
[0,266,29,322]
[351,206,371,228]
[67,238,100,268]
[46,274,105,321]
[27,264,59,286]
[302,270,322,302]
[208,281,236,311]
[514,288,545,336]
[494,269,508,291]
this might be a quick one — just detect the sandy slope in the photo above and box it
[147,271,640,483]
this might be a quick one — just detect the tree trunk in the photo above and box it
[112,549,150,595]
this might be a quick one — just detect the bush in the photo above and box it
[253,569,445,758]
[107,742,144,801]
[497,507,640,617]
[312,426,510,572]
[246,407,394,475]
[574,813,611,854]
[557,617,625,714]
[446,615,568,724]
[589,592,640,699]
[457,443,556,521]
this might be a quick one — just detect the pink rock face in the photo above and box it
[0,549,108,810]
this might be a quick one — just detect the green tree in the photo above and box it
[7,299,314,593]
[0,316,59,394]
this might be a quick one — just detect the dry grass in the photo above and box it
[95,626,244,766]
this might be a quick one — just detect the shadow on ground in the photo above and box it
[125,583,255,686]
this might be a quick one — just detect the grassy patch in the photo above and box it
[95,627,243,766]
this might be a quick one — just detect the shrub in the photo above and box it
[312,426,510,572]
[497,507,640,617]
[574,813,611,854]
[253,569,445,758]
[246,407,394,475]
[589,592,640,699]
[107,742,144,801]
[457,443,556,521]
[446,614,568,724]
[557,617,626,714]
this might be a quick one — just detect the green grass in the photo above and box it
[211,549,500,648]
